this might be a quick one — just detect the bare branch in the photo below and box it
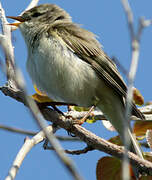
[1,77,152,176]
[121,0,152,179]
[5,125,57,180]
[146,130,152,151]
[121,0,134,40]
[45,145,94,155]
[138,105,152,115]
[65,146,94,155]
[2,84,152,174]
[0,124,37,136]
[0,2,16,88]
[137,17,152,42]
[1,85,152,121]
[0,124,81,142]
[40,107,152,175]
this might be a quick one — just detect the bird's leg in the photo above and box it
[73,105,95,125]
[78,105,95,125]
[65,106,95,137]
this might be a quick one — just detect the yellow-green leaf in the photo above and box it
[69,106,90,112]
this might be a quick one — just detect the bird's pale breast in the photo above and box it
[26,34,103,106]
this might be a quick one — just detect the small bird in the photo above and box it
[8,3,144,176]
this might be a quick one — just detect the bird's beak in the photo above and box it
[7,16,25,27]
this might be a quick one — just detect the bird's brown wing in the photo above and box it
[51,22,144,119]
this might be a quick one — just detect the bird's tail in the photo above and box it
[97,97,143,178]
[132,102,145,120]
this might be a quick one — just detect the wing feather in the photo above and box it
[50,22,144,119]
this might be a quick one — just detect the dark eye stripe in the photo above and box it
[32,12,43,17]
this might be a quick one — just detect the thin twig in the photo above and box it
[121,0,152,179]
[0,124,82,142]
[57,136,81,142]
[65,146,94,155]
[137,17,152,42]
[122,0,137,177]
[0,124,37,136]
[0,2,16,88]
[45,145,94,155]
[146,130,152,151]
[5,125,57,180]
[121,0,134,40]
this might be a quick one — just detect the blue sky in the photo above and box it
[1,1,152,180]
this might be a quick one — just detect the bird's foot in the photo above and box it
[77,106,95,125]
[65,106,95,137]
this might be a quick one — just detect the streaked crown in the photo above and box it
[21,4,72,24]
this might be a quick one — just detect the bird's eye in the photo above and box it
[32,12,42,17]
[55,16,65,21]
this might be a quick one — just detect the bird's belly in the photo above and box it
[26,36,102,106]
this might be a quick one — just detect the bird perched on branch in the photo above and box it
[8,4,145,177]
